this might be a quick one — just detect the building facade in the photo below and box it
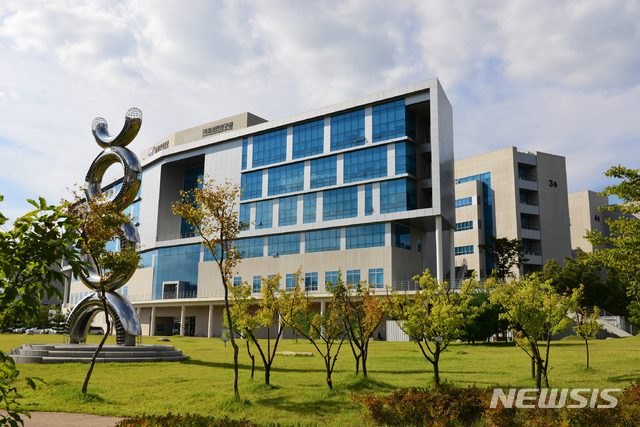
[454,147,573,279]
[63,78,456,340]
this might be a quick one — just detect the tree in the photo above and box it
[172,178,245,399]
[573,306,602,369]
[479,235,528,279]
[329,272,385,376]
[67,189,139,394]
[278,270,346,390]
[487,275,581,389]
[384,270,480,386]
[228,274,285,386]
[459,289,507,344]
[585,165,640,325]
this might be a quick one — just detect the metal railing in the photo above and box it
[588,306,639,336]
[157,232,198,242]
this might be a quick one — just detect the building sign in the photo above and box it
[202,121,233,137]
[148,140,170,157]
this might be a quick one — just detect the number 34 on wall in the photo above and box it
[549,180,558,188]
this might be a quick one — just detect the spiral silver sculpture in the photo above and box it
[65,108,143,346]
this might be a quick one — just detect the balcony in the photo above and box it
[518,177,538,191]
[521,226,541,240]
[519,202,540,215]
[523,253,542,265]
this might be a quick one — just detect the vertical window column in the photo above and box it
[364,105,373,144]
[286,126,293,161]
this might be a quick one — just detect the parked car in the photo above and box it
[12,327,25,334]
[89,326,104,335]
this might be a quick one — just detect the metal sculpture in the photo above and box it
[65,108,143,346]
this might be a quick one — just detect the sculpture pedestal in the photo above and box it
[9,343,188,364]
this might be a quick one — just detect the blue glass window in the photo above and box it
[131,201,140,224]
[293,119,324,159]
[303,193,316,224]
[456,172,493,272]
[368,268,384,288]
[253,129,287,167]
[180,165,204,235]
[455,197,473,208]
[395,142,417,176]
[241,171,263,200]
[331,109,365,151]
[456,221,474,231]
[268,233,300,255]
[253,276,261,293]
[395,224,411,250]
[139,251,153,269]
[152,244,200,299]
[255,200,273,229]
[325,271,339,288]
[346,270,360,285]
[240,204,251,228]
[268,162,304,196]
[242,137,248,170]
[234,277,242,287]
[343,146,387,183]
[305,229,340,253]
[310,156,337,189]
[455,246,475,255]
[346,224,385,249]
[365,184,373,216]
[278,196,297,227]
[323,186,358,221]
[236,237,263,258]
[380,179,417,214]
[286,274,296,291]
[305,272,318,291]
[372,99,416,142]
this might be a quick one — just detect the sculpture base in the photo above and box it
[9,343,188,364]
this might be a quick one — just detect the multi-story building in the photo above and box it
[454,147,572,279]
[63,78,456,339]
[568,190,611,256]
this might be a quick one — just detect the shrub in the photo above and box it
[115,413,288,427]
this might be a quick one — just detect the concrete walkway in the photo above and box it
[10,412,126,427]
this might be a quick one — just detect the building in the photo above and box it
[63,78,456,339]
[568,190,610,256]
[454,147,572,279]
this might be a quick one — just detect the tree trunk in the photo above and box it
[362,353,368,377]
[265,366,270,386]
[325,356,333,389]
[535,358,543,390]
[82,289,110,394]
[354,354,360,375]
[531,358,536,379]
[585,338,590,369]
[433,350,441,387]
[245,340,255,380]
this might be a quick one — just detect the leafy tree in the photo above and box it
[586,165,640,324]
[487,275,581,389]
[278,270,346,389]
[67,189,139,394]
[384,270,480,386]
[228,274,285,386]
[172,178,245,399]
[329,272,385,376]
[573,306,603,369]
[459,289,507,344]
[479,235,528,279]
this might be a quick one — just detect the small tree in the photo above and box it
[279,270,346,389]
[459,289,507,344]
[172,178,245,399]
[488,275,581,389]
[228,274,285,386]
[573,306,603,369]
[479,235,528,279]
[384,270,480,386]
[329,272,385,376]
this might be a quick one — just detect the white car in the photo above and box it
[89,326,104,335]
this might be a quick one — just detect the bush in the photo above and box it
[115,413,289,427]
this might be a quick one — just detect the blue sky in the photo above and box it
[1,0,639,221]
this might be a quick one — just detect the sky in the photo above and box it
[1,0,639,222]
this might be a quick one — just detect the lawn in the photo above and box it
[2,333,639,426]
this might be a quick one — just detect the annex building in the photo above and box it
[63,78,456,339]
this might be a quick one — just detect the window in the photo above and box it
[139,251,153,269]
[253,276,261,293]
[325,271,339,288]
[152,244,200,300]
[253,128,287,167]
[343,146,387,183]
[180,165,204,235]
[365,184,373,216]
[278,196,297,226]
[268,233,300,255]
[241,137,248,170]
[303,193,316,224]
[395,224,411,250]
[233,277,242,287]
[346,224,385,249]
[255,200,273,229]
[380,179,417,214]
[323,186,358,221]
[346,270,360,285]
[331,109,365,151]
[293,119,324,159]
[521,215,531,230]
[305,229,340,253]
[518,165,528,180]
[236,237,263,258]
[372,99,416,142]
[239,204,251,228]
[455,221,473,231]
[455,197,473,208]
[368,268,384,288]
[156,324,165,332]
[395,142,417,176]
[310,156,337,189]
[268,162,304,195]
[417,240,422,253]
[455,246,474,255]
[519,190,529,204]
[305,272,318,291]
[286,273,297,291]
[241,171,263,200]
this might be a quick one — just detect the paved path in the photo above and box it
[10,412,126,427]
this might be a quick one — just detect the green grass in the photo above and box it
[3,333,640,426]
